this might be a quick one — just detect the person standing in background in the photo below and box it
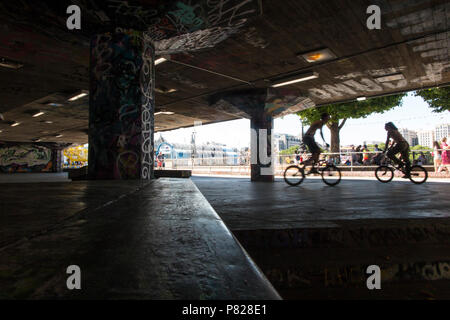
[440,137,450,172]
[362,145,370,165]
[433,141,442,173]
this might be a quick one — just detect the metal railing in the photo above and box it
[156,149,445,173]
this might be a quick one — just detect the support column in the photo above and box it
[52,148,64,173]
[88,31,155,180]
[250,112,274,182]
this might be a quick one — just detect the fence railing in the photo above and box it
[156,149,442,172]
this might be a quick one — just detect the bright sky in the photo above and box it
[155,92,450,148]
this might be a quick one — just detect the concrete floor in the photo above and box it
[2,176,449,300]
[192,176,450,299]
[0,179,279,300]
[0,180,146,248]
[192,176,450,230]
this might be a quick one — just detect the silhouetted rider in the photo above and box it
[384,122,411,178]
[302,113,330,166]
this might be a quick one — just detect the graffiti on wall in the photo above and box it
[154,0,262,54]
[306,0,449,102]
[0,144,53,173]
[308,61,450,101]
[64,145,88,168]
[89,30,154,179]
[265,88,315,118]
[264,261,450,289]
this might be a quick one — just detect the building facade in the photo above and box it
[398,128,418,147]
[417,130,435,148]
[435,123,450,142]
[275,133,302,151]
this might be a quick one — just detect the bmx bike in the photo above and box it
[284,158,342,187]
[375,152,428,184]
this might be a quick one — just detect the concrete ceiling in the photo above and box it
[0,0,449,144]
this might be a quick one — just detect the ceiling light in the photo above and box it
[155,87,177,94]
[55,134,63,138]
[0,130,3,133]
[68,90,88,101]
[47,102,64,107]
[271,72,319,88]
[31,138,42,142]
[155,111,175,115]
[44,121,53,124]
[155,57,167,65]
[374,73,405,83]
[357,97,367,101]
[32,111,45,117]
[10,122,20,127]
[0,57,24,69]
[298,48,337,63]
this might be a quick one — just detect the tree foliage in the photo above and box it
[279,145,299,155]
[415,87,450,113]
[296,94,406,153]
[297,94,406,125]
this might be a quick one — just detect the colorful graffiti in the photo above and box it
[89,30,154,179]
[0,144,53,173]
[154,0,262,54]
[63,145,88,168]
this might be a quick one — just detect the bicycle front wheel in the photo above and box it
[409,165,428,184]
[375,165,394,183]
[284,165,305,186]
[321,165,341,186]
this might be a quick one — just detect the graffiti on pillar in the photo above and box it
[209,87,316,179]
[0,143,53,173]
[90,31,154,179]
[140,32,155,180]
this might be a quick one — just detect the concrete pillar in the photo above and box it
[88,31,155,180]
[52,149,64,173]
[250,112,274,182]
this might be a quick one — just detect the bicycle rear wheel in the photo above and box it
[409,165,428,184]
[284,165,305,186]
[375,165,394,183]
[321,165,341,186]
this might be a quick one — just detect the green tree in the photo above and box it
[297,94,406,155]
[279,146,299,155]
[415,87,449,113]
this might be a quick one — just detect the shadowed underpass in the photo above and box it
[192,176,450,299]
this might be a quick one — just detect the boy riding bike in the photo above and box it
[383,122,411,178]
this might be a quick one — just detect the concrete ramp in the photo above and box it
[0,178,280,300]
